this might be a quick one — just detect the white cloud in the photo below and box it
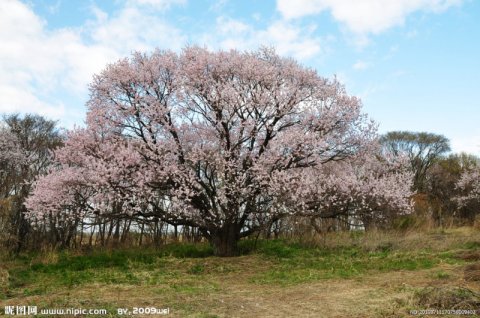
[0,0,186,125]
[1,0,325,127]
[406,29,419,38]
[127,0,187,10]
[46,0,61,14]
[277,0,463,34]
[0,83,66,119]
[209,0,229,12]
[353,60,370,70]
[87,5,186,54]
[358,82,388,101]
[207,17,323,60]
[0,0,74,116]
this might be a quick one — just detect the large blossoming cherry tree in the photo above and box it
[27,47,413,256]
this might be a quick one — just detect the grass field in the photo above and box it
[1,228,480,317]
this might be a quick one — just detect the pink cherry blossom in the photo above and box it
[26,47,413,256]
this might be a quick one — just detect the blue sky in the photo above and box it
[1,0,479,154]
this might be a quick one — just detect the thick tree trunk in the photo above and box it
[139,223,144,246]
[210,224,240,257]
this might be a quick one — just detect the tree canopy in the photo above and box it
[26,48,413,256]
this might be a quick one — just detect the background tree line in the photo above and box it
[380,131,479,228]
[0,114,63,252]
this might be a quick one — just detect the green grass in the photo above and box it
[431,270,451,279]
[461,241,480,250]
[247,239,456,285]
[2,243,215,299]
[1,228,478,316]
[4,240,461,295]
[2,236,469,297]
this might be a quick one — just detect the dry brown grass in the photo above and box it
[464,262,480,282]
[457,251,480,262]
[413,286,480,310]
[2,227,480,317]
[311,226,480,253]
[0,267,8,288]
[4,263,477,317]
